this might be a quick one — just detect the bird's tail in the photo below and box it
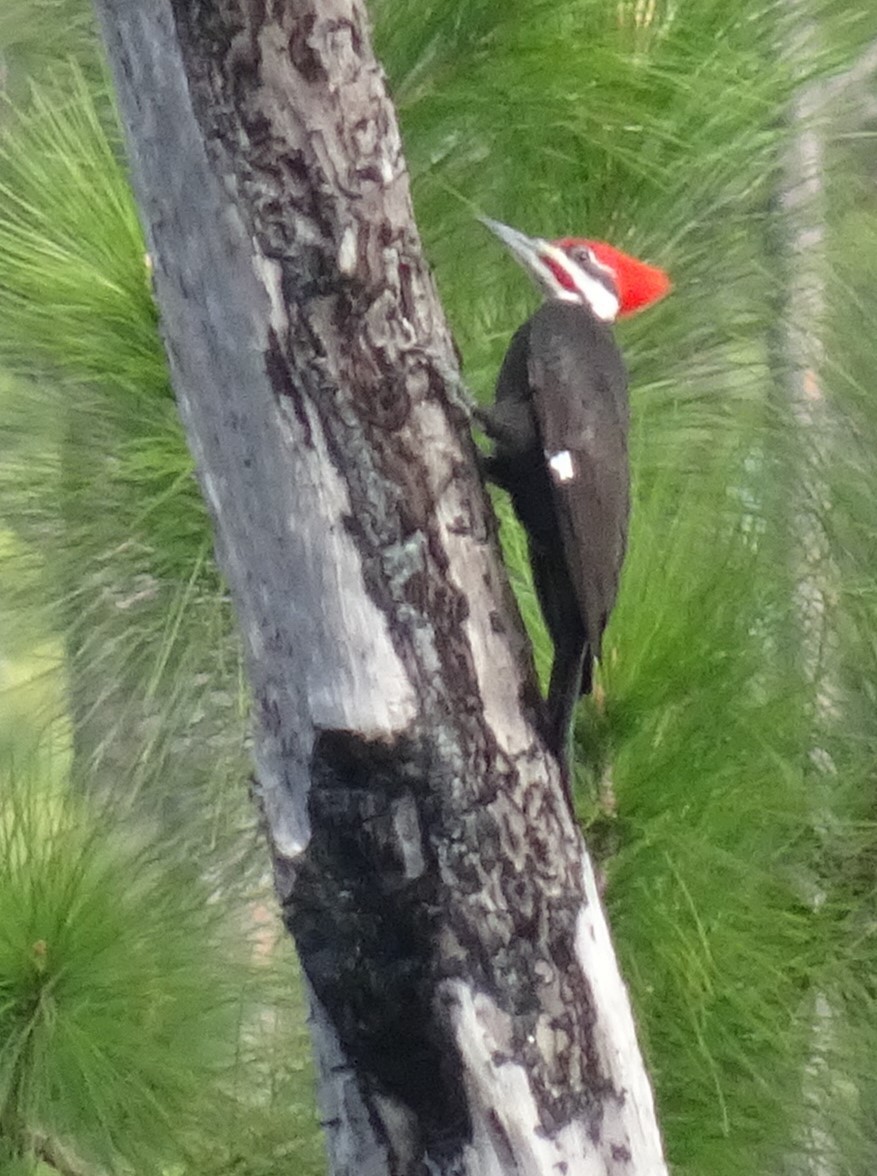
[546,640,589,769]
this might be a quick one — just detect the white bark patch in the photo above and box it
[255,248,418,735]
[338,224,358,275]
[447,980,646,1176]
[252,742,310,857]
[253,251,289,335]
[574,853,668,1174]
[548,449,576,483]
[202,470,222,511]
[261,775,310,857]
[283,415,418,732]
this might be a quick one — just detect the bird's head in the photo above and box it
[480,217,671,324]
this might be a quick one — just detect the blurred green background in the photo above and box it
[1,0,876,1172]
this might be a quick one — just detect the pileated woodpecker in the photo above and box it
[477,218,670,766]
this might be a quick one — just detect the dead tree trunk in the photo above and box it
[92,2,667,1172]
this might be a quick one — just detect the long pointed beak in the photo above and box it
[479,217,547,276]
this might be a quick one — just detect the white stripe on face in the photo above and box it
[542,243,620,322]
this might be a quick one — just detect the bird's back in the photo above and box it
[493,301,630,666]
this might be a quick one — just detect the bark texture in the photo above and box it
[92,1,667,1172]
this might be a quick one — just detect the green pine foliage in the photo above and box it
[0,67,242,857]
[0,763,242,1172]
[0,0,876,1174]
[0,0,97,94]
[0,70,162,392]
[0,67,203,577]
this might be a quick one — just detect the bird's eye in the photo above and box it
[571,245,594,266]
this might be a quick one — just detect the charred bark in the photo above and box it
[92,1,667,1172]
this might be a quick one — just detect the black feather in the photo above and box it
[479,301,630,767]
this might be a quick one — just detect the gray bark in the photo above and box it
[92,1,667,1172]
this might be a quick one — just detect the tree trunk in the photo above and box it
[92,2,667,1172]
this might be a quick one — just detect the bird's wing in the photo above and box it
[526,303,630,659]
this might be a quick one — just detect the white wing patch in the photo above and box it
[547,449,576,483]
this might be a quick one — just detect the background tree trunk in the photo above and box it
[776,20,877,1176]
[92,1,667,1173]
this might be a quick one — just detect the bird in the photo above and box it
[476,217,670,773]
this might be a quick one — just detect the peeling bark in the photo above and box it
[92,1,667,1172]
